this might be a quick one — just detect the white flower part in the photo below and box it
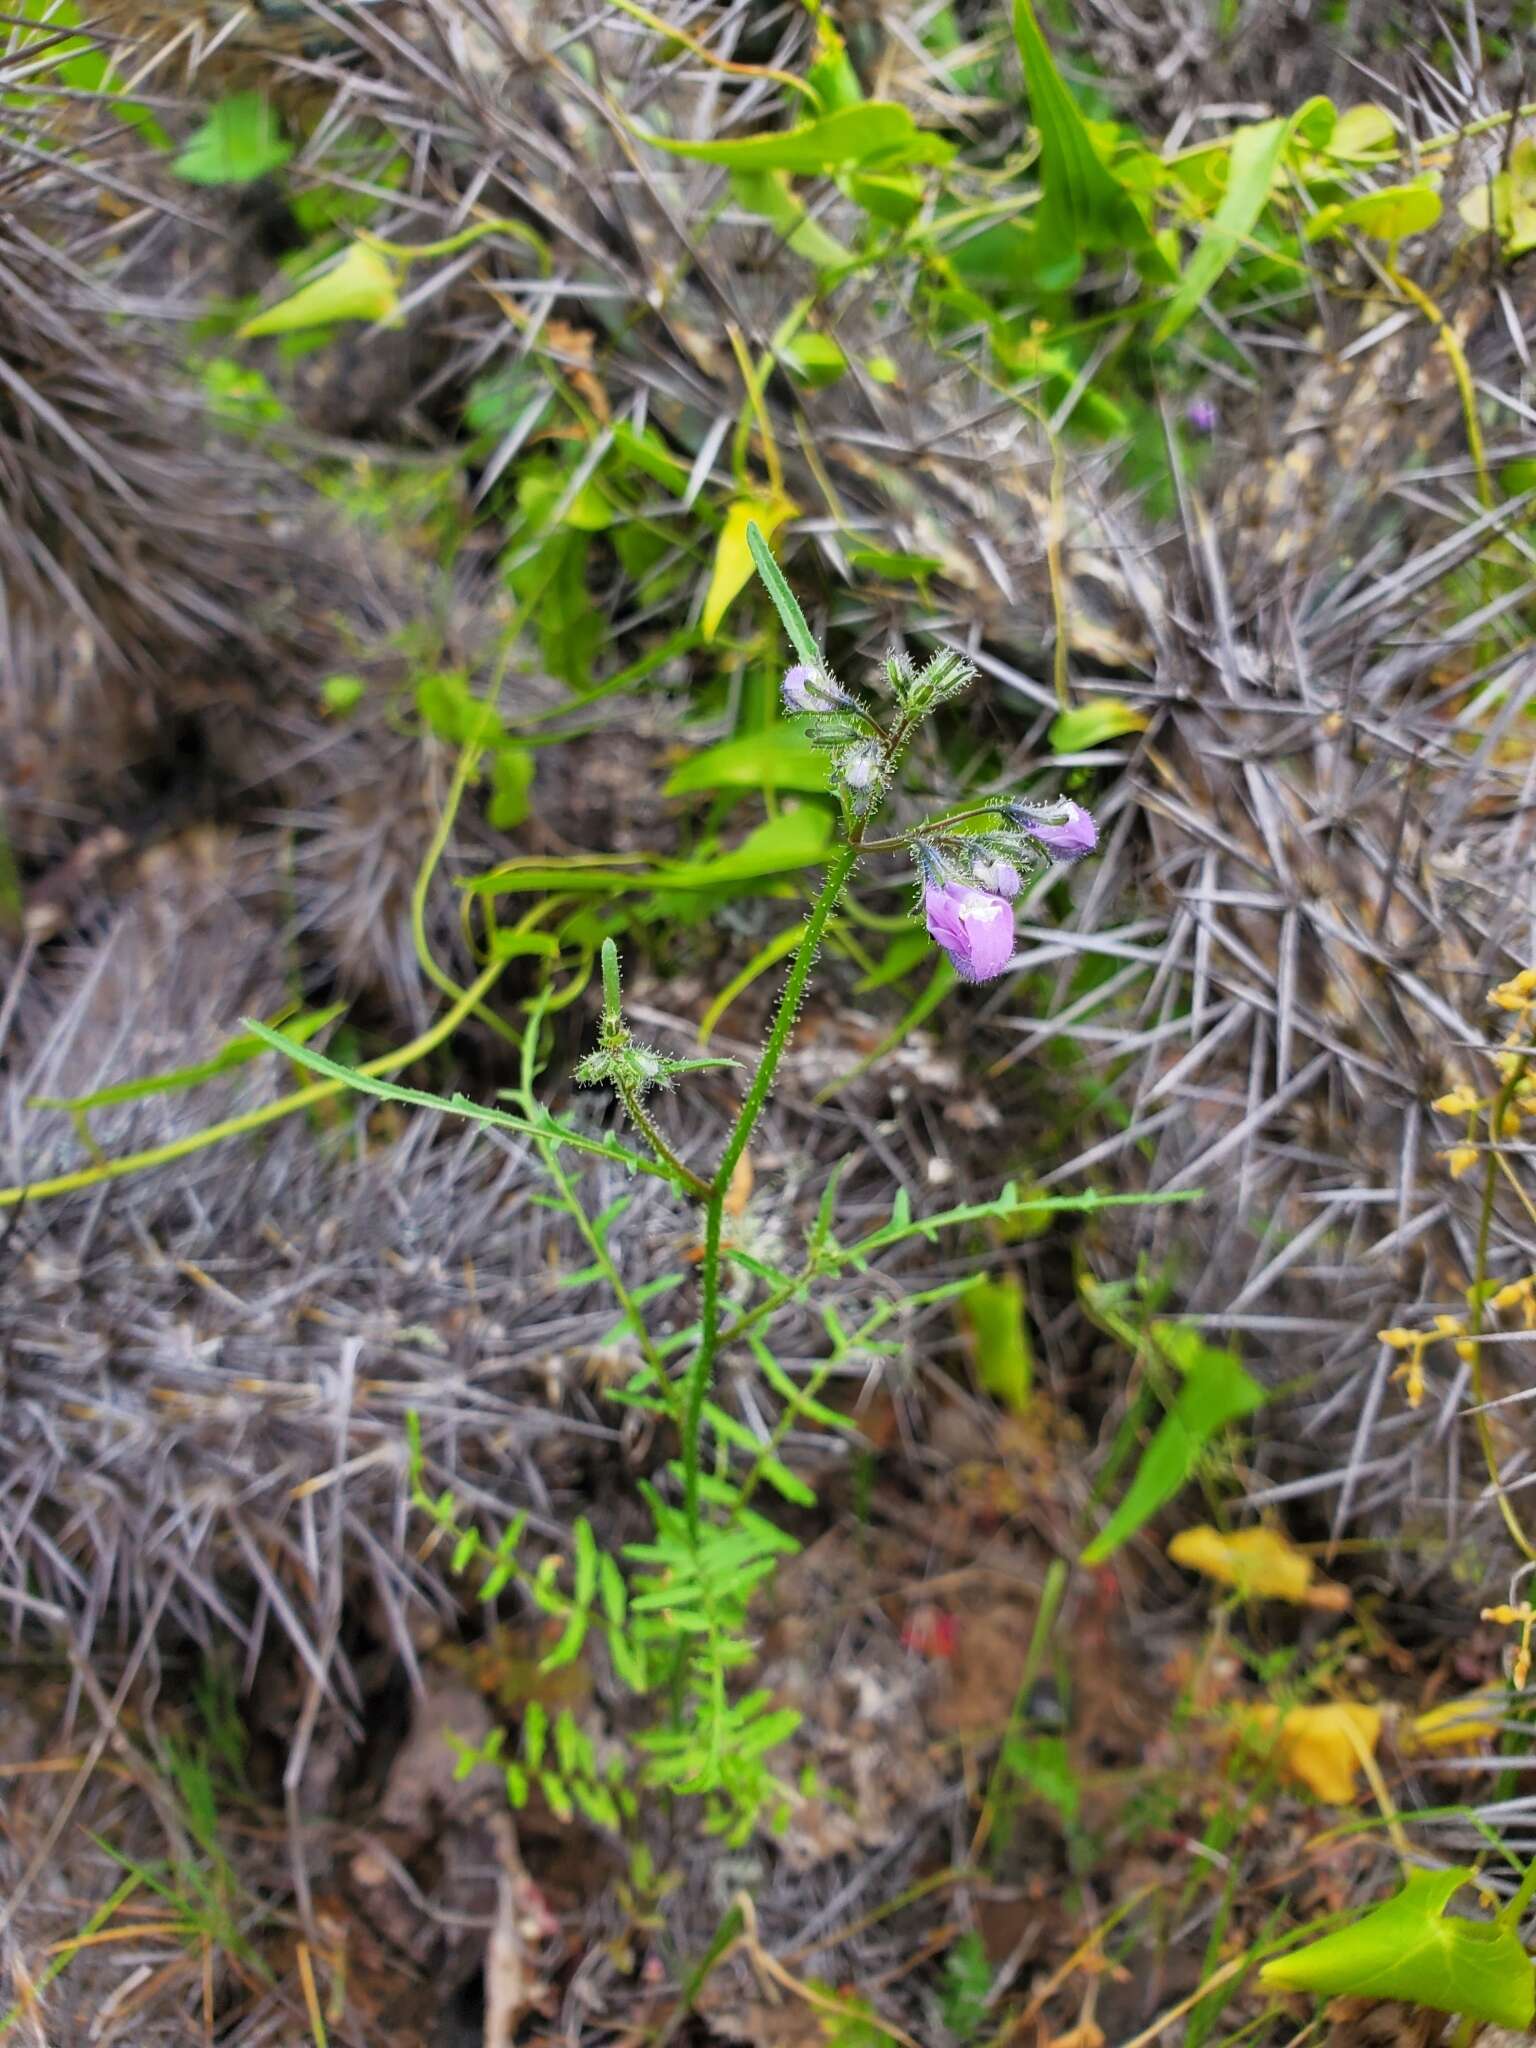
[959,894,1006,933]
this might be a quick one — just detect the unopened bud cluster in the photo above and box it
[576,940,733,1100]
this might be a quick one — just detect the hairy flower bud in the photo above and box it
[782,663,846,715]
[1007,798,1098,861]
[971,856,1023,899]
[838,741,884,812]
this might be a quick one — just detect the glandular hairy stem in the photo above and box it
[681,841,861,1534]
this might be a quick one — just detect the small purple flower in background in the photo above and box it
[782,663,845,714]
[971,856,1023,899]
[1010,799,1097,862]
[1186,396,1218,437]
[924,880,1015,983]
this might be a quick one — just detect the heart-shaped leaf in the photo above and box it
[173,92,291,185]
[240,242,401,338]
[1308,180,1441,244]
[1262,1868,1535,2028]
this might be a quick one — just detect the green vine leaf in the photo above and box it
[173,92,292,185]
[1262,1868,1536,2028]
[1307,180,1442,244]
[239,242,402,338]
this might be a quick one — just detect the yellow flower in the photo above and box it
[1403,1685,1507,1754]
[1244,1702,1382,1803]
[1168,1524,1345,1607]
[1432,1087,1483,1116]
[1380,1326,1432,1407]
[1490,967,1536,1012]
[1481,1602,1536,1689]
[1442,1146,1480,1179]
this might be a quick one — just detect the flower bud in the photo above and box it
[840,742,881,793]
[782,663,845,715]
[1007,798,1098,861]
[972,856,1023,899]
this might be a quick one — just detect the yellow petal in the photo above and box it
[1443,1146,1479,1179]
[1245,1702,1381,1803]
[1168,1524,1316,1604]
[1404,1686,1507,1754]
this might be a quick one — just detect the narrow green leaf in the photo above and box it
[31,1005,345,1114]
[540,1770,574,1823]
[757,1458,818,1508]
[1081,1333,1266,1563]
[634,101,953,174]
[664,725,828,798]
[1012,0,1153,278]
[572,1519,598,1612]
[1154,117,1289,342]
[746,521,823,673]
[539,1605,590,1673]
[598,1554,627,1627]
[238,1021,661,1180]
[554,1709,583,1780]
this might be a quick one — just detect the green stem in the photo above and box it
[680,842,860,1534]
[1465,1050,1536,1564]
[360,216,550,272]
[614,1077,712,1200]
[515,1018,670,1390]
[861,796,1014,853]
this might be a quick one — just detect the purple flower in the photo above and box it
[841,742,881,792]
[1186,397,1218,436]
[924,880,1015,983]
[972,856,1023,899]
[782,663,844,714]
[1011,799,1097,862]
